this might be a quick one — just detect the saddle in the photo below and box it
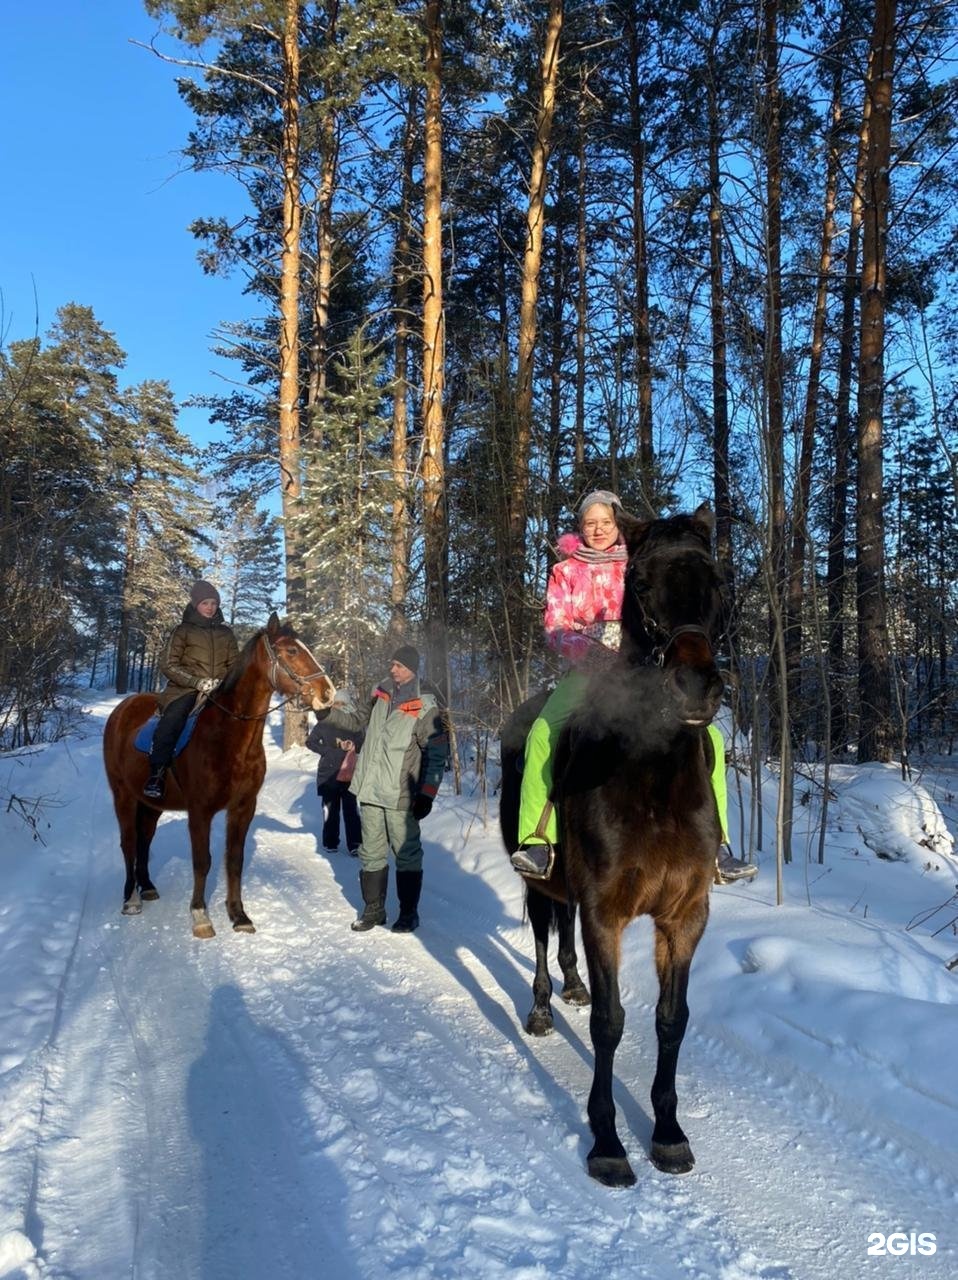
[134,706,204,758]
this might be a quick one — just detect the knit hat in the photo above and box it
[190,579,220,608]
[390,644,421,673]
[578,490,622,522]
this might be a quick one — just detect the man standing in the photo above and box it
[336,645,447,934]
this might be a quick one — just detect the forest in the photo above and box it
[2,1,957,835]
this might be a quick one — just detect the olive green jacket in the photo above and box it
[155,605,239,709]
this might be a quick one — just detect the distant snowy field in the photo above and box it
[0,694,956,1279]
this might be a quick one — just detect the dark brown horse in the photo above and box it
[103,614,335,938]
[500,505,725,1186]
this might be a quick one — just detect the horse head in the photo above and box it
[617,504,725,728]
[263,614,337,712]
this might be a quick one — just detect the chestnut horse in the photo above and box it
[103,614,335,938]
[500,506,725,1186]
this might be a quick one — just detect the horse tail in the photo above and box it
[498,687,551,854]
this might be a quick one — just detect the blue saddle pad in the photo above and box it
[134,708,203,757]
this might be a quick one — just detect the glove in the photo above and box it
[197,677,219,693]
[411,794,433,821]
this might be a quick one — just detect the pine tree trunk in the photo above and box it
[115,476,140,696]
[422,0,448,697]
[508,0,563,702]
[545,156,567,551]
[305,0,339,446]
[856,0,896,764]
[828,62,873,754]
[706,76,739,705]
[574,80,587,492]
[763,0,787,765]
[626,4,653,503]
[389,89,417,641]
[785,32,844,746]
[279,0,305,749]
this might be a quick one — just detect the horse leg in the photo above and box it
[224,795,256,933]
[556,902,590,1007]
[135,803,160,901]
[115,793,142,916]
[582,912,635,1187]
[188,809,216,939]
[525,887,556,1036]
[649,901,708,1174]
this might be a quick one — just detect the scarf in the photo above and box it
[571,541,628,565]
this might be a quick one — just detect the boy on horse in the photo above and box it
[510,492,757,885]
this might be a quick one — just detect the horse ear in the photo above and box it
[690,504,715,544]
[266,612,281,636]
[616,510,651,552]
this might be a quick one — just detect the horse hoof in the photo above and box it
[587,1155,637,1188]
[121,895,142,916]
[560,983,591,1007]
[525,1009,554,1037]
[141,887,160,902]
[650,1141,695,1175]
[191,908,215,939]
[232,921,256,934]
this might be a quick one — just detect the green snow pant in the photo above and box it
[357,803,424,873]
[517,672,729,846]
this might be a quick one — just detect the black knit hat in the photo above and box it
[390,644,420,673]
[190,579,220,608]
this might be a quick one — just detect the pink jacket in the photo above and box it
[544,534,626,667]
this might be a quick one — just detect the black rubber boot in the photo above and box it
[391,870,423,933]
[143,766,167,799]
[350,867,388,932]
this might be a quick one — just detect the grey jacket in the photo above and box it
[333,676,447,811]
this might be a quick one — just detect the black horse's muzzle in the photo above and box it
[661,630,724,726]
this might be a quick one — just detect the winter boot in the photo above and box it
[510,842,556,879]
[391,870,423,933]
[350,867,388,932]
[143,765,167,800]
[714,844,759,885]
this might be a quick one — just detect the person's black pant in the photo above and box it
[149,693,198,769]
[320,780,361,851]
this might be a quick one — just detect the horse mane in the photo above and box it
[217,621,296,694]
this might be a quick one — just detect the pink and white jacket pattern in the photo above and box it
[544,533,626,667]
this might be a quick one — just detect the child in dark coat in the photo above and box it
[306,693,364,855]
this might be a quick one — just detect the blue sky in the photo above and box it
[1,2,253,447]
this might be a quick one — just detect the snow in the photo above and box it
[1,697,957,1279]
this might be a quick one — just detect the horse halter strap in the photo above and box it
[646,623,712,668]
[262,632,330,693]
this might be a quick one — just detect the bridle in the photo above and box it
[263,632,332,698]
[205,632,333,722]
[628,548,721,669]
[642,622,714,669]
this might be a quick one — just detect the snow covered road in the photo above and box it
[1,704,956,1278]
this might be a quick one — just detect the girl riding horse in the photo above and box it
[510,491,756,885]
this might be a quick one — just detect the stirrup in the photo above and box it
[714,844,759,885]
[511,842,556,880]
[143,768,166,799]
